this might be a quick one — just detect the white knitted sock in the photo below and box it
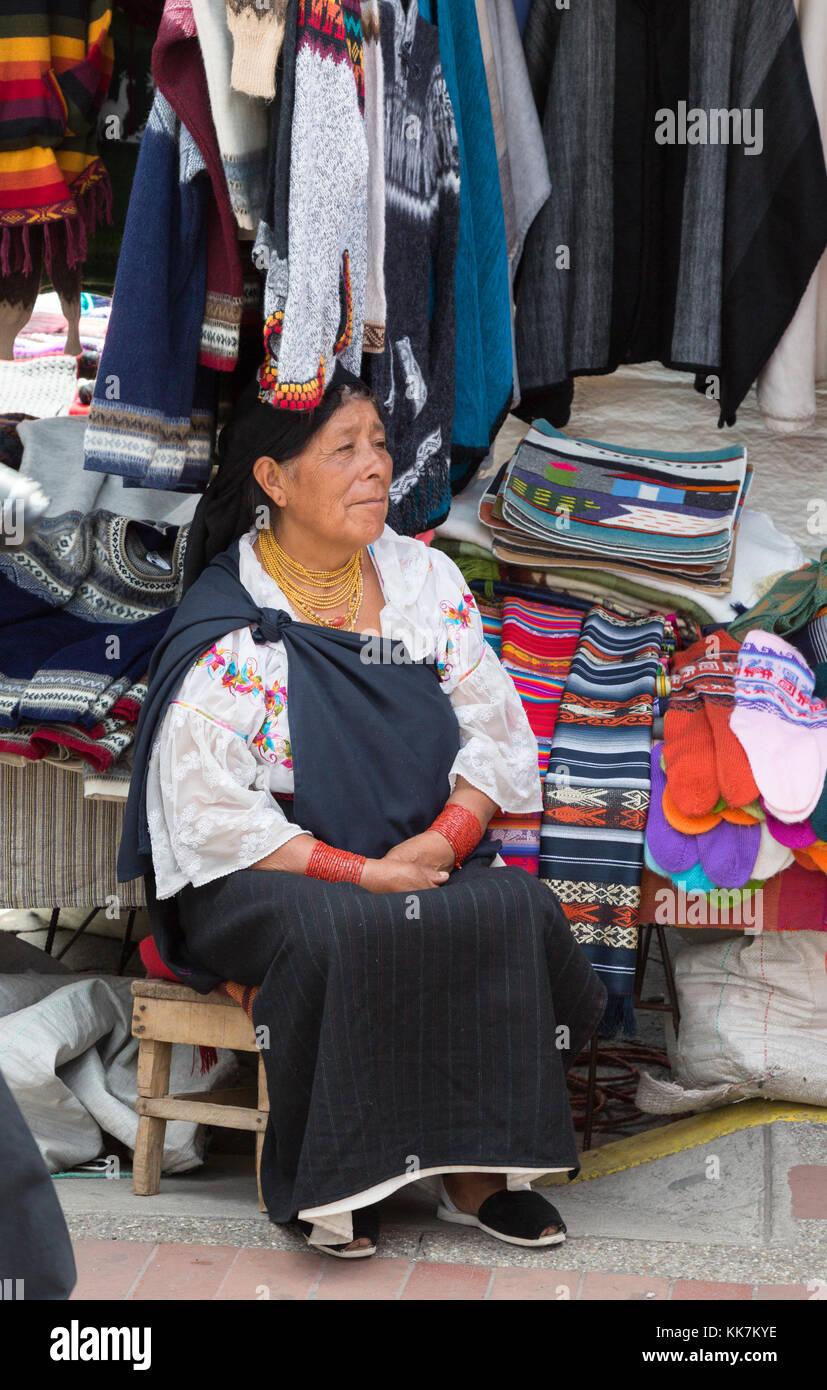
[227,0,288,100]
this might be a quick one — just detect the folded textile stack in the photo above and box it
[539,606,666,1033]
[483,596,583,874]
[0,512,184,794]
[480,420,752,594]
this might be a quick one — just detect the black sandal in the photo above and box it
[297,1206,381,1259]
[437,1181,567,1247]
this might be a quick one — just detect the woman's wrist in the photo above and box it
[305,840,365,884]
[429,804,483,867]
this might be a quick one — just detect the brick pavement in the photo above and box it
[68,1241,814,1302]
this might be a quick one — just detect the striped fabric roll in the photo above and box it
[0,760,145,908]
[483,595,583,876]
[539,606,665,1032]
[476,599,503,658]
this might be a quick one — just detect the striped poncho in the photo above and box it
[0,0,113,276]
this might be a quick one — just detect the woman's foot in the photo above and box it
[297,1206,380,1258]
[442,1172,563,1239]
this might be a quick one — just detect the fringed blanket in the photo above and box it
[0,0,114,277]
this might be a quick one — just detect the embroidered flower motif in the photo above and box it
[437,592,477,682]
[196,643,266,698]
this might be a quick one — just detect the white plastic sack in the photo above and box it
[637,932,827,1113]
[0,973,244,1172]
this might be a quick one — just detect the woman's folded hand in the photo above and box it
[360,854,450,894]
[384,830,456,873]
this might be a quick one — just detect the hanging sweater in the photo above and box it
[419,0,514,494]
[83,90,214,491]
[516,0,827,430]
[255,0,367,410]
[362,0,387,352]
[364,0,460,536]
[192,0,269,233]
[0,0,113,279]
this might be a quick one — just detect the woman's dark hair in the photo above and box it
[241,378,379,528]
[182,366,381,592]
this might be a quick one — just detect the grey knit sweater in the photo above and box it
[364,0,460,535]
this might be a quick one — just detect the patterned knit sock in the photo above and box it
[730,630,827,822]
[646,743,699,873]
[751,822,794,880]
[696,818,761,890]
[698,632,760,808]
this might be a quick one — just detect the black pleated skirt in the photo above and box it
[176,860,606,1224]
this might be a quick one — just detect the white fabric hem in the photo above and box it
[299,1164,572,1246]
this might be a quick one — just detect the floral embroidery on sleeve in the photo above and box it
[194,643,292,769]
[437,591,482,685]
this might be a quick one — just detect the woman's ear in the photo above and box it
[252,454,287,509]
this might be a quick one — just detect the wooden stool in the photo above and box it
[130,980,269,1213]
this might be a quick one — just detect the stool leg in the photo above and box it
[656,923,681,1036]
[256,1053,269,1214]
[133,1038,172,1196]
[582,1032,599,1152]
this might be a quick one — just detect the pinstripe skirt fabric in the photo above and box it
[177,858,606,1226]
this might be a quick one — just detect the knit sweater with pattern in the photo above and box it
[363,0,460,536]
[255,0,367,410]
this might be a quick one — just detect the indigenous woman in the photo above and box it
[119,366,606,1258]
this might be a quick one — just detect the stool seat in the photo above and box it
[129,978,269,1213]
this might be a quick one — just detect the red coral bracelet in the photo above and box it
[305,841,365,884]
[430,804,483,867]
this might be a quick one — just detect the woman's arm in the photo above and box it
[251,831,451,891]
[383,777,498,873]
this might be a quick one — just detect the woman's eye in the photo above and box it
[374,438,388,450]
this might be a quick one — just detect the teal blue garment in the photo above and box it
[420,0,513,490]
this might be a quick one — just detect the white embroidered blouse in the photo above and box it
[146,525,542,898]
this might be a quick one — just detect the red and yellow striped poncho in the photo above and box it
[0,0,114,275]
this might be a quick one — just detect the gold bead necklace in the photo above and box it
[258,527,364,630]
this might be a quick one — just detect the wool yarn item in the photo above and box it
[646,743,700,873]
[730,629,827,823]
[752,822,794,881]
[762,804,817,849]
[663,678,720,817]
[696,818,762,890]
[661,785,723,836]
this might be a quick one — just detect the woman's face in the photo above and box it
[253,396,392,550]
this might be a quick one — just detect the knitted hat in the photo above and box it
[181,363,376,591]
